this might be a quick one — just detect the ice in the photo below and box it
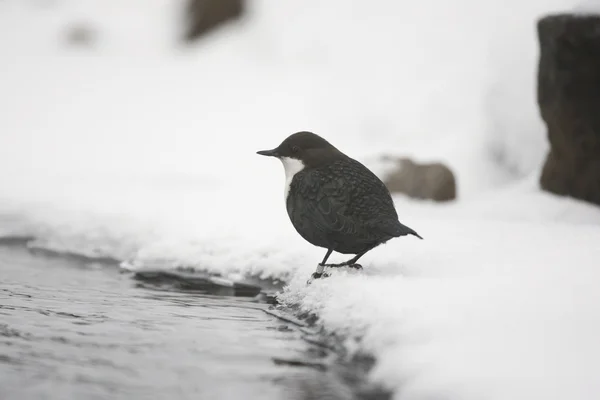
[1,0,600,399]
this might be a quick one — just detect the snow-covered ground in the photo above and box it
[1,0,600,399]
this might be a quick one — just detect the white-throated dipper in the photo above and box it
[257,131,423,279]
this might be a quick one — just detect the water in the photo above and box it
[0,244,381,400]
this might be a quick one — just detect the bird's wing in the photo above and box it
[289,173,371,247]
[289,161,398,246]
[336,158,399,222]
[339,160,421,239]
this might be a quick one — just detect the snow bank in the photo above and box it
[3,171,600,400]
[281,219,600,400]
[2,0,600,399]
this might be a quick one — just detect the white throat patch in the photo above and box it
[280,157,305,200]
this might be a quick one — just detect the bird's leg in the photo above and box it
[311,249,333,279]
[322,248,372,270]
[344,252,365,269]
[320,248,333,265]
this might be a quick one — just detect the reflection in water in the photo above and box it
[132,269,265,297]
[0,245,388,400]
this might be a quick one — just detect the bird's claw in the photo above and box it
[307,271,330,284]
[307,262,361,284]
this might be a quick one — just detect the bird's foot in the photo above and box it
[310,271,331,279]
[320,262,344,268]
[307,271,330,284]
[307,263,331,284]
[320,262,362,270]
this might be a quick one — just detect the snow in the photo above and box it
[573,0,600,13]
[281,218,600,400]
[1,0,600,399]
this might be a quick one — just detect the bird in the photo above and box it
[257,131,422,279]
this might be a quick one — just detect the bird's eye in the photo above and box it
[291,145,300,153]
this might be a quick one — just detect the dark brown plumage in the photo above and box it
[257,131,422,279]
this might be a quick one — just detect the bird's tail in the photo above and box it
[396,222,423,240]
[377,220,424,240]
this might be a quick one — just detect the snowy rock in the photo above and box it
[381,156,457,202]
[537,13,600,207]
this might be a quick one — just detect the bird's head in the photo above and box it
[256,131,343,169]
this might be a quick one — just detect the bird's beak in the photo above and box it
[256,148,279,157]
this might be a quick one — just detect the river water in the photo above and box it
[0,244,384,400]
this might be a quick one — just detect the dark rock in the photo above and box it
[537,14,600,206]
[381,156,457,202]
[183,0,244,42]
